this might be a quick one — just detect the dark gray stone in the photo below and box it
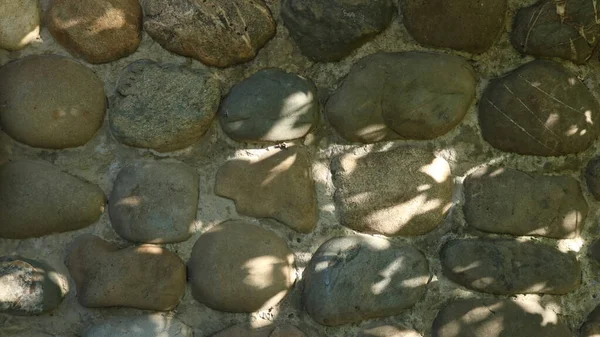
[303,236,429,326]
[220,69,319,143]
[441,239,581,295]
[581,304,600,337]
[479,60,600,156]
[463,166,587,238]
[326,52,476,143]
[281,0,394,62]
[585,156,600,200]
[588,239,600,263]
[110,60,221,152]
[83,315,192,337]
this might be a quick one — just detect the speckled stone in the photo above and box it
[83,315,192,337]
[212,324,306,337]
[0,0,40,51]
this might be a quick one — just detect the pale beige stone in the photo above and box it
[0,0,40,51]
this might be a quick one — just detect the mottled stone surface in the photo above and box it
[0,0,40,50]
[0,160,105,239]
[219,69,319,143]
[326,52,475,143]
[585,156,600,200]
[463,166,587,238]
[213,324,306,337]
[46,0,142,64]
[332,147,453,236]
[441,239,581,295]
[281,0,394,61]
[581,304,600,337]
[0,256,68,315]
[512,0,600,64]
[303,236,429,326]
[66,235,186,310]
[215,147,316,233]
[401,0,507,53]
[110,60,220,152]
[0,54,106,149]
[479,60,600,156]
[188,221,295,313]
[141,0,275,67]
[109,161,199,243]
[83,315,192,337]
[358,325,422,337]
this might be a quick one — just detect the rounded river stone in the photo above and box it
[358,325,422,337]
[303,235,429,326]
[479,60,600,156]
[110,60,221,152]
[581,304,600,337]
[188,220,295,313]
[585,156,600,201]
[0,54,106,149]
[219,68,319,143]
[213,324,306,337]
[0,0,40,50]
[83,315,192,337]
[326,52,476,143]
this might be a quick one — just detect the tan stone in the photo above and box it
[358,325,422,337]
[0,0,40,51]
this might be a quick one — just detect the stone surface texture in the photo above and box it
[585,156,600,200]
[358,325,422,337]
[212,324,306,337]
[83,315,192,337]
[0,0,40,51]
[581,304,600,337]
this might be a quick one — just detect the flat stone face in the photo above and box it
[83,315,192,337]
[0,256,68,315]
[110,60,221,152]
[303,236,429,326]
[0,0,40,50]
[66,235,186,310]
[281,0,393,61]
[433,298,572,337]
[0,160,106,239]
[141,0,275,67]
[332,147,453,236]
[358,325,422,337]
[479,60,600,156]
[0,55,106,149]
[188,220,295,313]
[463,166,587,238]
[109,161,199,244]
[47,0,142,64]
[512,0,599,64]
[219,69,319,143]
[585,156,600,200]
[215,147,317,233]
[325,52,475,143]
[213,324,306,337]
[441,239,581,295]
[581,305,600,337]
[401,0,507,53]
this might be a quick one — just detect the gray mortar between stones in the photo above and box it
[2,0,600,336]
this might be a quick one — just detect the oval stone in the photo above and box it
[358,325,422,337]
[83,315,192,337]
[0,55,106,149]
[441,239,581,295]
[0,0,40,50]
[213,324,306,337]
[303,236,429,326]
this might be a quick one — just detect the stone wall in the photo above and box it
[2,0,600,336]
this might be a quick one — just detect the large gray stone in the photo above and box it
[281,0,394,62]
[110,60,221,152]
[326,52,476,143]
[441,239,581,295]
[0,0,40,51]
[0,55,106,149]
[212,324,306,337]
[479,60,600,156]
[109,161,199,244]
[332,147,453,236]
[0,160,106,239]
[463,166,587,238]
[219,69,319,143]
[83,315,192,337]
[303,236,429,326]
[141,0,275,67]
[215,147,317,233]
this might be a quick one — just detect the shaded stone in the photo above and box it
[463,166,587,238]
[358,325,422,337]
[0,160,106,239]
[141,0,275,67]
[0,55,106,149]
[46,0,142,64]
[326,52,475,143]
[213,324,306,337]
[281,0,394,62]
[588,239,600,263]
[303,236,429,326]
[215,147,316,233]
[66,235,186,310]
[331,147,453,236]
[512,0,600,64]
[0,0,40,50]
[479,60,600,156]
[0,256,68,315]
[401,0,507,53]
[441,239,581,295]
[83,315,192,337]
[188,220,294,313]
[110,60,220,152]
[585,156,600,200]
[219,69,319,143]
[109,161,199,244]
[432,298,572,337]
[581,304,600,337]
